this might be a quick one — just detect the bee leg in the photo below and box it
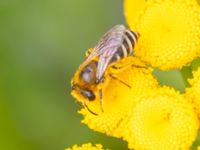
[83,102,98,116]
[109,74,131,88]
[131,64,146,69]
[85,48,94,57]
[111,63,146,71]
[110,63,134,75]
[99,89,104,112]
[111,64,131,73]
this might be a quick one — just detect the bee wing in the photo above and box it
[79,25,126,75]
[96,47,119,81]
[95,25,126,81]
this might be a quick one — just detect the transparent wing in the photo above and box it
[96,47,119,81]
[79,25,126,71]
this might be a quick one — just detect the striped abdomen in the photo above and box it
[111,30,139,62]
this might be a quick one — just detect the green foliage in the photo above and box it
[0,0,128,150]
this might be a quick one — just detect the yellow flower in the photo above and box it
[72,57,158,137]
[123,87,199,150]
[185,67,200,123]
[124,0,200,70]
[124,0,147,24]
[66,143,104,150]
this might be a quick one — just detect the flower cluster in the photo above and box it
[69,0,200,149]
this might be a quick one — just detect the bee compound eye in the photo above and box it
[81,89,96,101]
[87,91,96,101]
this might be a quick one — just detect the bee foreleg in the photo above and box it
[99,89,104,112]
[109,74,131,88]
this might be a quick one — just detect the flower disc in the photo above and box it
[124,87,198,150]
[125,0,200,70]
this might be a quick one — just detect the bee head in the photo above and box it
[71,84,96,101]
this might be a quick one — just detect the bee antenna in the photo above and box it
[83,103,98,116]
[99,89,104,112]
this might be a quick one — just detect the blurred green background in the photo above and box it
[0,0,200,150]
[0,0,128,150]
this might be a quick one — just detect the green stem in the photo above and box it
[191,132,200,150]
[180,66,193,87]
[180,57,200,88]
[191,57,200,71]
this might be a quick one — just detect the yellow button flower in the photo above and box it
[124,0,200,70]
[124,0,147,23]
[185,67,200,123]
[198,146,200,150]
[123,87,199,150]
[73,57,158,137]
[66,143,105,150]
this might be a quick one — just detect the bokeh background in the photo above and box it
[0,0,200,150]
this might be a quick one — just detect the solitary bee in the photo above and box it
[71,25,139,115]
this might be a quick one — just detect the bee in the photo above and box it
[71,25,139,115]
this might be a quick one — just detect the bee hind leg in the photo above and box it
[111,63,146,72]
